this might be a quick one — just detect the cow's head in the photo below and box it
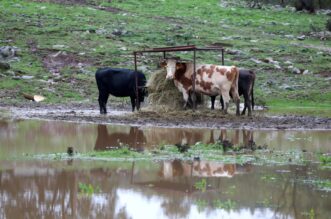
[138,86,148,102]
[162,59,178,80]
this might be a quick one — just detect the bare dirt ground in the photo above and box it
[1,103,330,130]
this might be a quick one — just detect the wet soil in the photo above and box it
[1,103,330,130]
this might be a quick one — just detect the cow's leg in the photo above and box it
[241,92,248,115]
[130,96,136,112]
[182,91,190,110]
[247,92,252,116]
[220,90,230,114]
[98,92,109,114]
[230,88,240,116]
[220,95,224,111]
[210,96,216,110]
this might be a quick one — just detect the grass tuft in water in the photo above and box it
[78,182,101,196]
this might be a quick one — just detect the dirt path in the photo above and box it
[1,104,330,130]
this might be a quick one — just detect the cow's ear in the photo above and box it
[159,60,167,68]
[176,63,184,70]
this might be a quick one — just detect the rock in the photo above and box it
[52,45,68,50]
[0,62,10,70]
[274,64,282,69]
[302,70,310,75]
[96,28,108,35]
[250,58,262,64]
[22,93,45,102]
[226,49,240,55]
[21,75,34,80]
[289,66,301,74]
[297,35,306,40]
[284,34,295,39]
[280,84,294,91]
[0,46,15,59]
[112,29,123,36]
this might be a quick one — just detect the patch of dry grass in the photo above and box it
[145,69,186,112]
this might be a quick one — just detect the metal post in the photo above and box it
[134,52,140,110]
[192,49,196,110]
[221,49,224,65]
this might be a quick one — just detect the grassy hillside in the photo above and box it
[0,0,330,116]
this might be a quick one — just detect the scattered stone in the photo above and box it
[297,35,306,40]
[280,84,294,91]
[0,62,10,70]
[288,66,301,74]
[21,75,34,80]
[22,93,45,102]
[274,64,282,69]
[112,29,125,36]
[226,49,242,55]
[284,34,295,39]
[96,28,108,35]
[302,69,310,75]
[0,46,15,60]
[52,45,68,50]
[250,58,262,64]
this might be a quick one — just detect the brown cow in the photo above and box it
[163,59,240,115]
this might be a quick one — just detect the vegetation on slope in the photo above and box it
[0,0,330,116]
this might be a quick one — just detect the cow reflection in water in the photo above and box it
[210,129,255,148]
[94,124,146,151]
[160,160,251,179]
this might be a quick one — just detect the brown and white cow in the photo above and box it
[162,58,240,115]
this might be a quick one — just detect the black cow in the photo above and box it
[211,69,256,116]
[95,68,147,114]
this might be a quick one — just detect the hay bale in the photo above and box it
[146,69,204,112]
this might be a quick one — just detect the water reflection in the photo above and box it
[159,160,252,179]
[94,124,146,151]
[1,120,330,159]
[1,160,330,219]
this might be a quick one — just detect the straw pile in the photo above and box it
[146,69,204,112]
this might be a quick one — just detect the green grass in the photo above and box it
[0,0,330,116]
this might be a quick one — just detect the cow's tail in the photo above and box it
[231,66,240,97]
[250,70,255,110]
[231,66,240,116]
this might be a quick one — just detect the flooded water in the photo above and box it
[1,119,331,219]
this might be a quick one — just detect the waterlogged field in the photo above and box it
[1,0,331,218]
[1,119,331,218]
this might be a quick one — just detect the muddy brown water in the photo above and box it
[1,119,331,219]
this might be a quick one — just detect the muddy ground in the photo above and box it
[1,103,330,130]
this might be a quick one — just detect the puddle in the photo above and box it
[0,160,330,219]
[0,119,331,218]
[1,120,330,158]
